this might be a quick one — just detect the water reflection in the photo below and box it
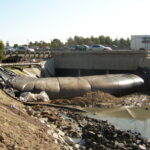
[85,106,150,139]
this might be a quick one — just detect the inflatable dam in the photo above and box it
[10,74,144,98]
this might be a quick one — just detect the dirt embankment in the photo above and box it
[51,91,150,108]
[0,90,63,150]
[1,88,150,150]
[51,91,123,108]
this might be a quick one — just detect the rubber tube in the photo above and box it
[10,74,144,98]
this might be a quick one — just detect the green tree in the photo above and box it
[99,36,105,45]
[105,36,112,45]
[74,36,84,45]
[66,37,74,46]
[113,38,119,46]
[50,39,63,49]
[13,44,18,48]
[0,41,4,61]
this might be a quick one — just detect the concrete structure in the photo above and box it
[52,50,150,71]
[5,50,150,72]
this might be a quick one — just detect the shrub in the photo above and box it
[0,41,4,61]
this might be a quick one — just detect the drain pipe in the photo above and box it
[0,63,41,67]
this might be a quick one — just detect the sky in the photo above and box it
[0,0,150,45]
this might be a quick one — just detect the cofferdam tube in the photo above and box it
[10,74,144,98]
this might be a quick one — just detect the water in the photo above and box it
[85,106,150,139]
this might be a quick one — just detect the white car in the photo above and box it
[90,44,112,51]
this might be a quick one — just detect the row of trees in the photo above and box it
[13,36,130,49]
[65,36,130,49]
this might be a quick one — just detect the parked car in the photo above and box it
[16,46,34,52]
[90,44,112,51]
[68,45,79,50]
[81,45,90,51]
[68,45,90,51]
[4,47,16,52]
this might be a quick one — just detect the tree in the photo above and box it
[73,36,84,45]
[50,39,63,49]
[66,37,74,46]
[0,41,4,61]
[105,36,112,45]
[13,44,18,48]
[113,38,119,46]
[99,36,105,45]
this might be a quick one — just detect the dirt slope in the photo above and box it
[52,91,123,107]
[0,90,62,150]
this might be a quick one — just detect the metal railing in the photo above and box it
[4,50,52,60]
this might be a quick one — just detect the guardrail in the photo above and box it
[4,51,52,60]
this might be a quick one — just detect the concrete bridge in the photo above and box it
[52,50,150,71]
[5,50,150,73]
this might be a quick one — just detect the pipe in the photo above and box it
[10,74,144,98]
[0,63,41,67]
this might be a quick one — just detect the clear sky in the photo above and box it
[0,0,150,45]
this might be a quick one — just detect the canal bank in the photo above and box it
[1,66,150,149]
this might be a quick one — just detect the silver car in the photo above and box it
[90,44,112,51]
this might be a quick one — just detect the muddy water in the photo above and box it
[85,106,150,139]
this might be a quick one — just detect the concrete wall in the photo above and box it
[52,50,150,71]
[41,58,55,77]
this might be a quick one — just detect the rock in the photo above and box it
[139,145,146,150]
[26,106,34,115]
[57,129,65,137]
[20,91,50,102]
[53,133,59,139]
[64,137,74,146]
[10,104,16,109]
[39,118,45,124]
[47,130,52,135]
[113,133,117,138]
[39,117,48,123]
[80,146,86,150]
[97,134,102,138]
[99,144,106,149]
[46,124,51,128]
[88,131,95,136]
[74,144,80,149]
[137,139,141,144]
[69,131,81,138]
[54,139,58,144]
[117,142,125,148]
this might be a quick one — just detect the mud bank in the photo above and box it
[1,88,150,149]
[26,104,150,150]
[1,67,150,149]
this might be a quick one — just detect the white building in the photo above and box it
[131,35,150,50]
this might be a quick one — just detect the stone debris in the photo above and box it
[20,91,50,102]
[25,105,150,150]
[123,93,150,107]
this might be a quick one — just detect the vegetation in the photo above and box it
[50,39,63,49]
[0,41,4,61]
[13,35,131,50]
[65,36,130,49]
